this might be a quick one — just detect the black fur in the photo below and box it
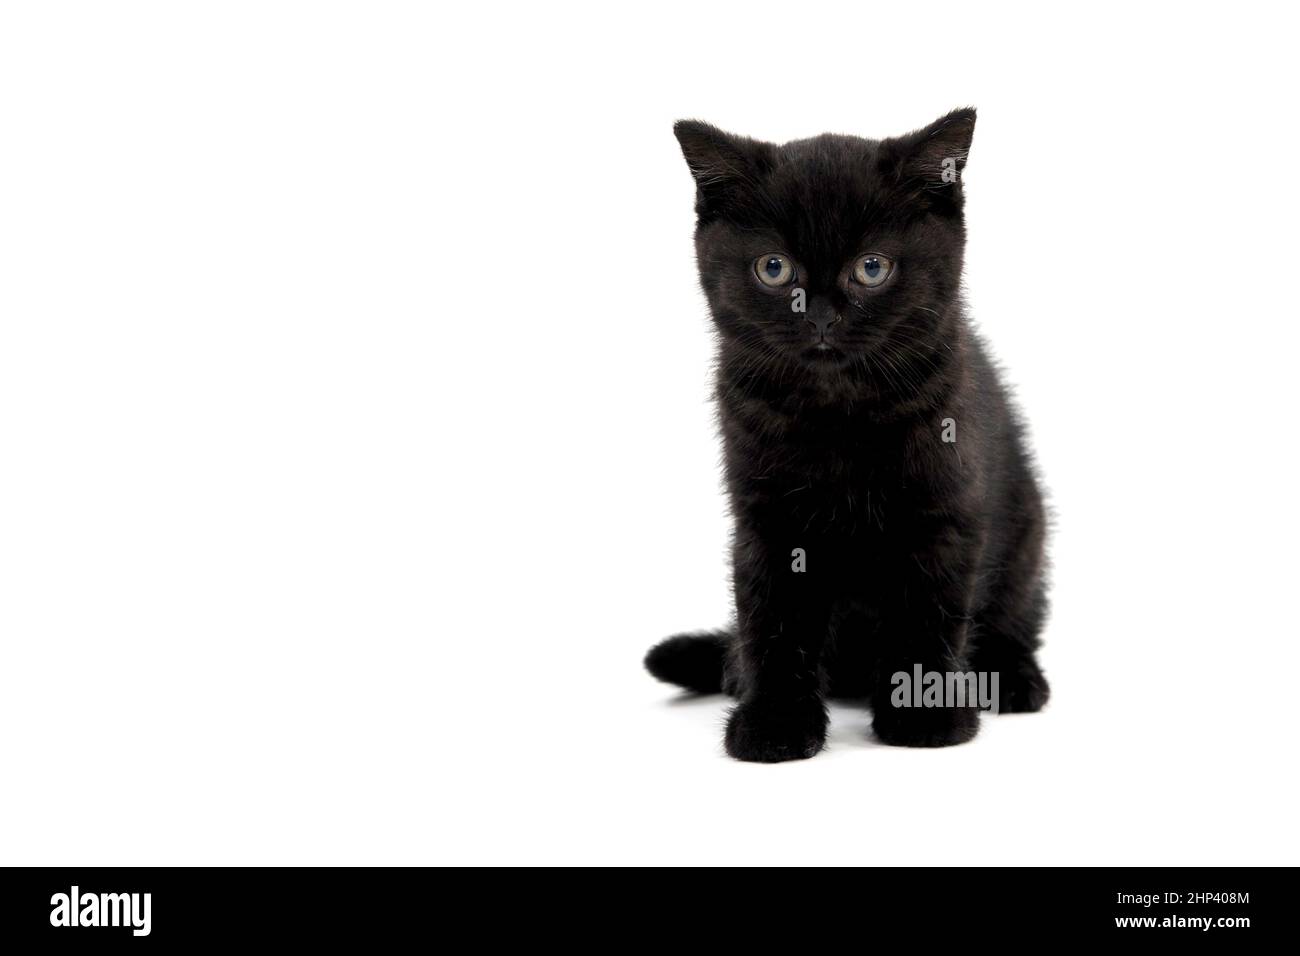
[645,110,1051,762]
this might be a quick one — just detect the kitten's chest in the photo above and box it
[733,431,918,537]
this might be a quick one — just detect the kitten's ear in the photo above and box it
[894,107,976,212]
[673,120,773,221]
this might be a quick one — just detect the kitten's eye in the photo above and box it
[852,254,894,288]
[754,254,795,287]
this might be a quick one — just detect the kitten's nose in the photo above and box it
[806,311,842,336]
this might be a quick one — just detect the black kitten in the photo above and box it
[645,109,1050,762]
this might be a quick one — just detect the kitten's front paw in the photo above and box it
[725,697,827,763]
[997,660,1050,713]
[872,704,979,748]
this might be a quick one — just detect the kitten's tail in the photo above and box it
[644,630,732,694]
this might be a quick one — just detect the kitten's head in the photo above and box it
[674,110,975,383]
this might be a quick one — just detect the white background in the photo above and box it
[2,2,1297,866]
